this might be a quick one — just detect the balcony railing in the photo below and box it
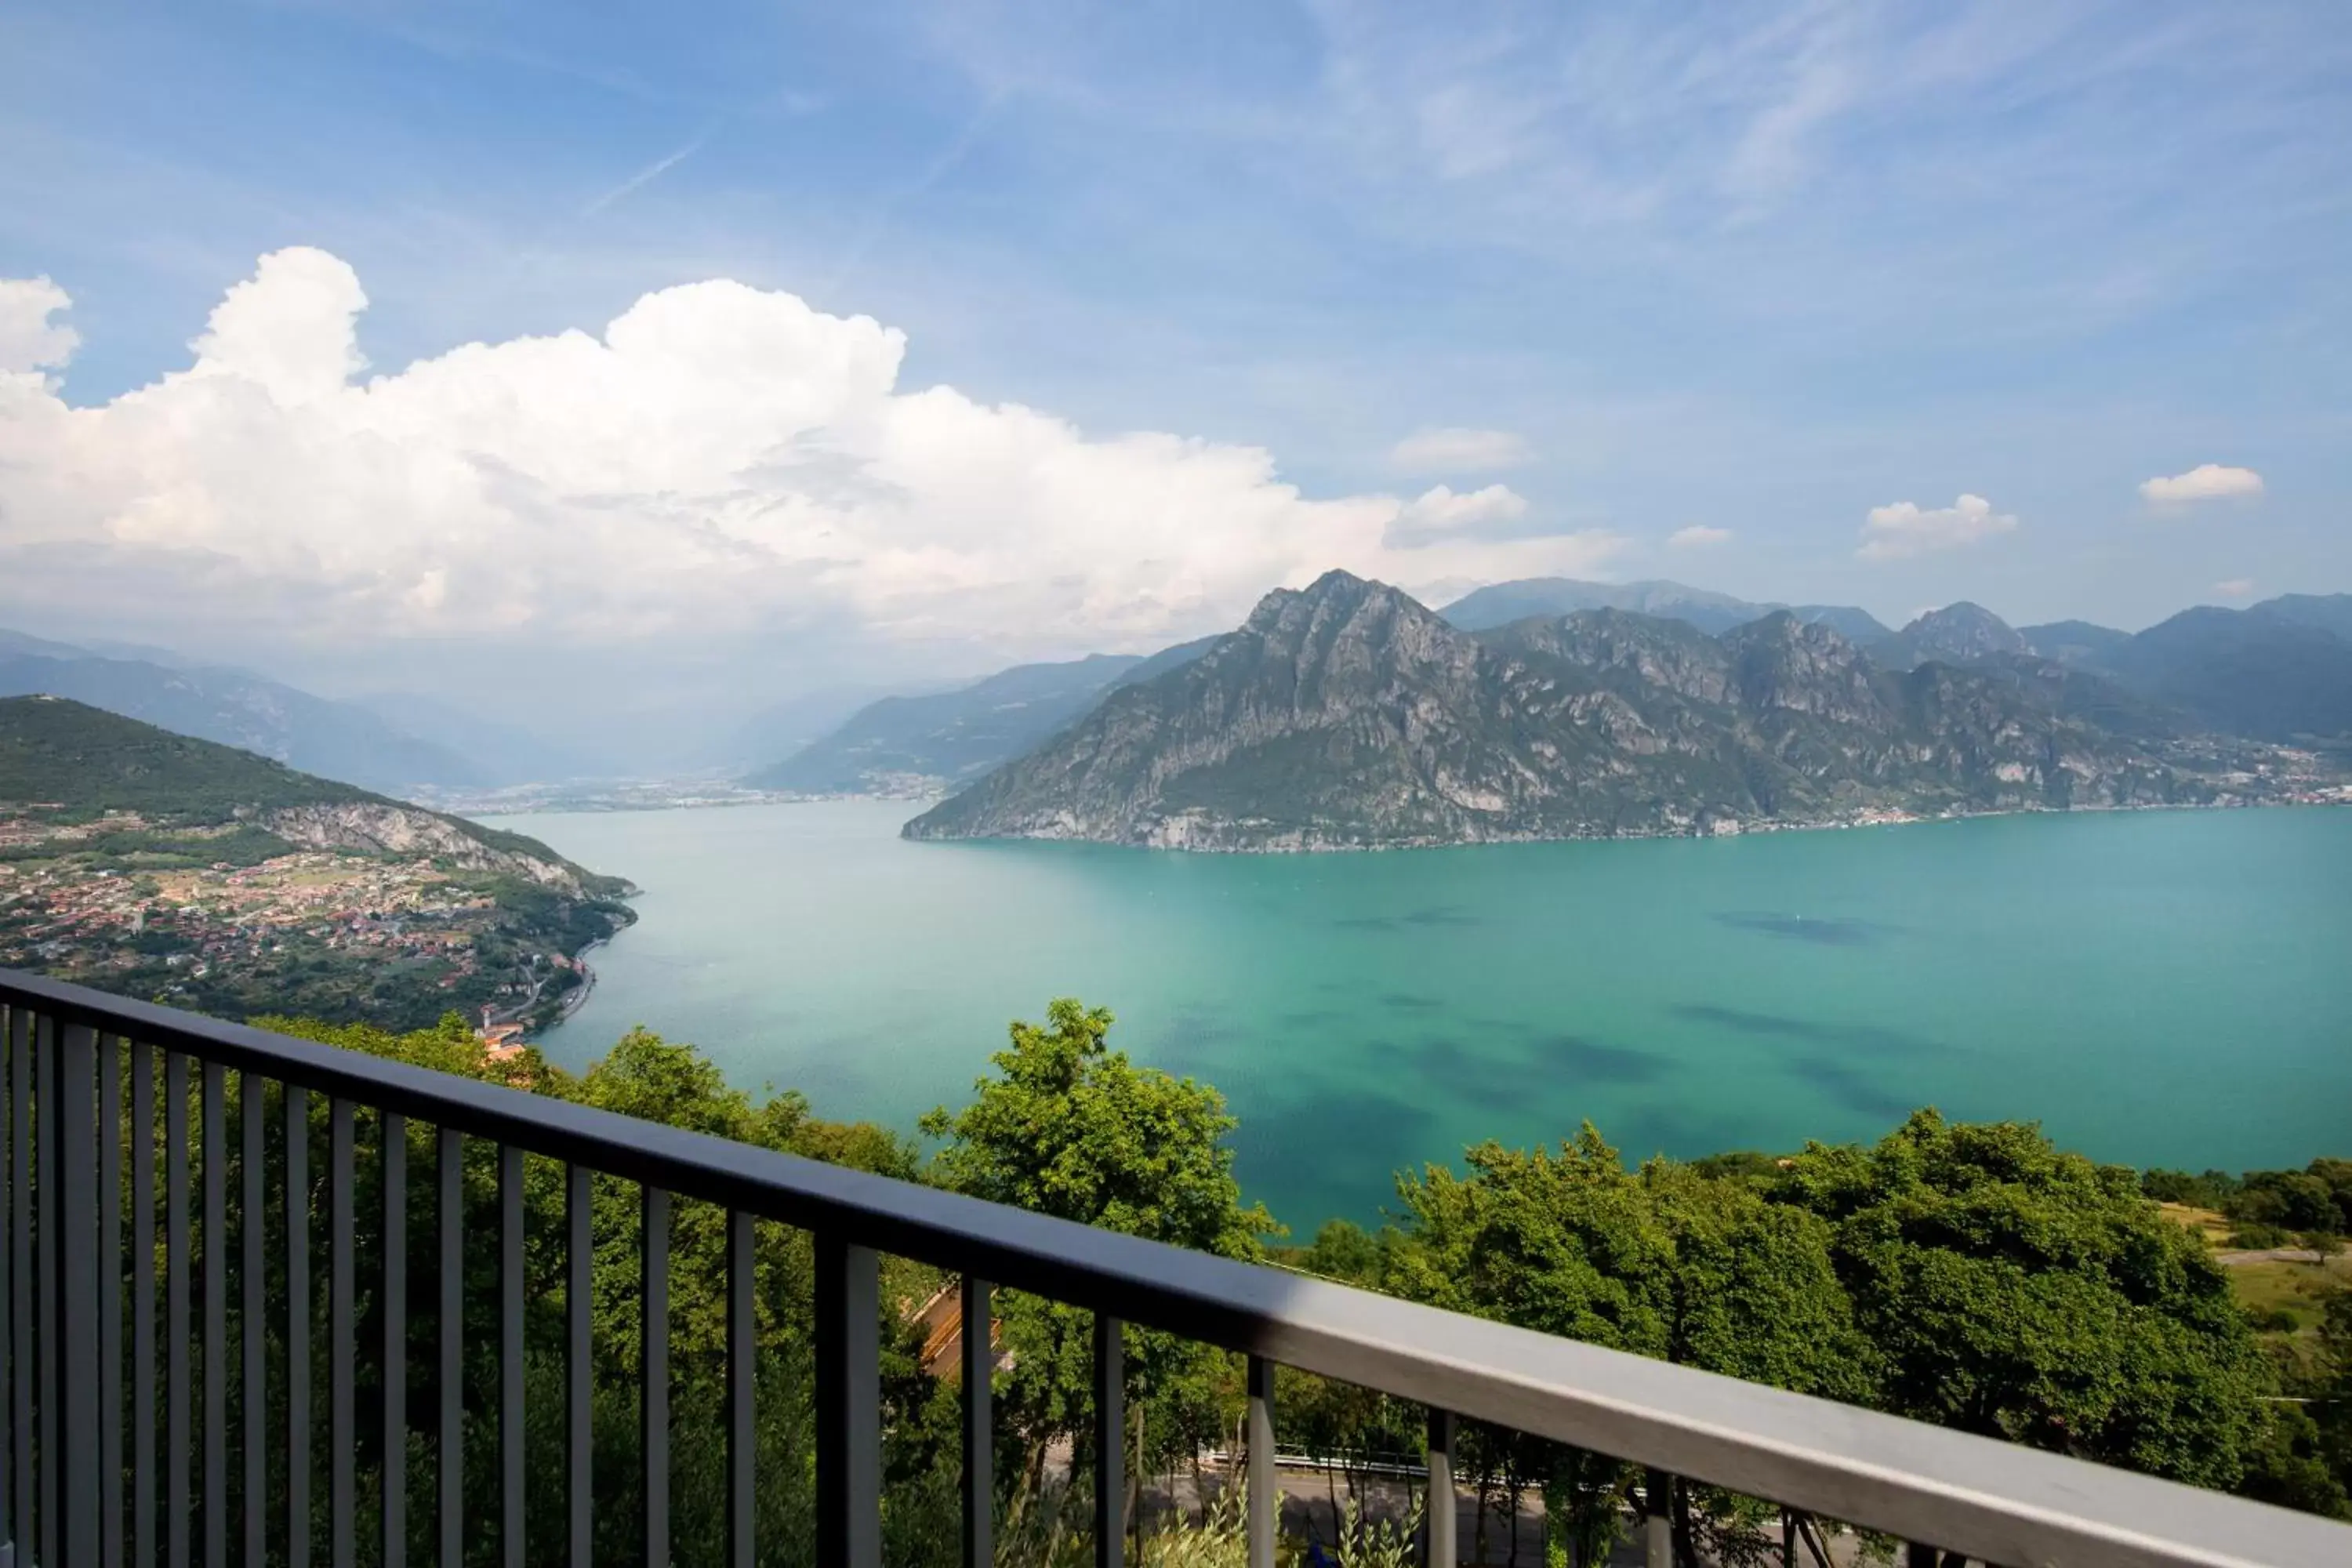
[2,966,2347,1568]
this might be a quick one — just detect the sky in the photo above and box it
[1,1,2347,757]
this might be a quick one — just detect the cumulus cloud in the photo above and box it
[1855,494,2017,562]
[1385,482,1530,546]
[1388,426,1531,471]
[0,251,1624,655]
[2211,577,2256,599]
[2140,463,2263,503]
[1668,524,1732,549]
[0,278,79,374]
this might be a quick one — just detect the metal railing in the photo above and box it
[2,967,2347,1568]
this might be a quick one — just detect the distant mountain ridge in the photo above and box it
[904,572,2311,851]
[0,632,498,795]
[746,636,1221,795]
[1882,594,2352,747]
[1439,577,1890,643]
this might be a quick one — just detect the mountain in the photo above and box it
[2084,608,2352,745]
[1439,577,1889,642]
[2250,592,2352,643]
[2020,620,2134,665]
[1113,633,1225,688]
[0,641,486,795]
[746,639,1221,795]
[0,628,93,659]
[1870,603,2031,670]
[904,572,2283,851]
[0,695,620,895]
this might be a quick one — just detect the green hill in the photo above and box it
[0,694,375,821]
[0,696,622,895]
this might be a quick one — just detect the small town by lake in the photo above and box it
[492,800,2352,1231]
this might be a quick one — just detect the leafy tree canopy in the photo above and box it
[1770,1109,2267,1489]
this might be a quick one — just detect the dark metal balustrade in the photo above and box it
[2,967,2347,1568]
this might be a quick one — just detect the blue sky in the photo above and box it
[0,1,2347,741]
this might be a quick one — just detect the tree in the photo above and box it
[1388,1127,1871,1567]
[920,998,1277,1535]
[1770,1109,2270,1490]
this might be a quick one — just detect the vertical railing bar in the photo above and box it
[565,1164,590,1568]
[726,1208,753,1568]
[814,1234,879,1568]
[132,1040,156,1568]
[1425,1409,1455,1568]
[1246,1355,1274,1568]
[99,1034,123,1568]
[1094,1315,1123,1568]
[383,1112,407,1568]
[286,1085,311,1568]
[566,1164,591,1568]
[58,1023,103,1567]
[330,1098,354,1568]
[241,1072,263,1568]
[165,1052,190,1568]
[201,1060,225,1568]
[500,1142,524,1568]
[960,1276,993,1568]
[1645,1469,1672,1568]
[38,1016,60,1568]
[437,1129,462,1568]
[1094,1315,1124,1568]
[0,1004,12,1563]
[6,1007,26,1555]
[642,1185,670,1568]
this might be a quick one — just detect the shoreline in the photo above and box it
[902,793,2350,857]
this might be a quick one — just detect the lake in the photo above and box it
[492,801,2352,1231]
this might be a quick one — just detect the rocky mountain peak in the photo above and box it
[902,568,2288,851]
[1900,602,2029,662]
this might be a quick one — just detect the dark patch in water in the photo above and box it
[1673,1004,1946,1056]
[1787,1056,1915,1120]
[1713,911,1895,946]
[1533,1034,1668,1085]
[1154,1008,1246,1066]
[1402,906,1482,928]
[1378,992,1443,1012]
[1397,1036,1530,1103]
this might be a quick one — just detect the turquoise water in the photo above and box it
[495,802,2352,1231]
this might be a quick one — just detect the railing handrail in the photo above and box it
[6,967,2347,1568]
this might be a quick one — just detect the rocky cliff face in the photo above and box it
[904,572,2291,851]
[263,801,595,893]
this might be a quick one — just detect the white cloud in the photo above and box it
[1388,426,1531,471]
[1388,483,1530,546]
[0,278,79,375]
[0,251,1624,655]
[2140,463,2263,503]
[1856,494,2017,562]
[2211,577,2256,599]
[1668,524,1733,549]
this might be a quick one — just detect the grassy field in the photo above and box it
[2160,1202,2238,1247]
[2161,1201,2349,1367]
